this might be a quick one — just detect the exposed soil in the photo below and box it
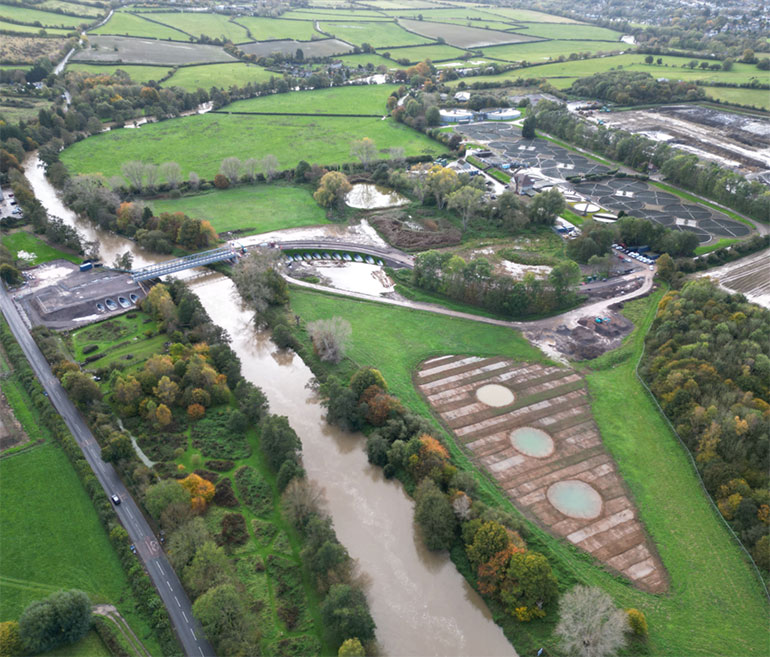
[0,387,30,453]
[368,208,462,250]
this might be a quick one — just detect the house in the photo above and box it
[512,172,536,195]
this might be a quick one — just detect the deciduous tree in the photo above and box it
[414,478,456,551]
[555,586,628,657]
[307,317,351,363]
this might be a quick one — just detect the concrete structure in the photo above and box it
[454,91,471,102]
[483,108,521,121]
[439,108,475,124]
[130,245,241,282]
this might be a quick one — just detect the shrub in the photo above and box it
[0,621,22,657]
[626,608,648,637]
[19,590,91,655]
[82,344,99,354]
[414,478,456,551]
[350,368,387,399]
[206,459,235,472]
[220,512,249,546]
[234,465,273,516]
[213,478,238,507]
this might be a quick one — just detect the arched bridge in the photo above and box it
[130,246,243,282]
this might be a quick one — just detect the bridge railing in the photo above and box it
[131,247,238,282]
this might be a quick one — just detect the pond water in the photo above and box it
[345,184,409,209]
[547,480,603,520]
[476,384,515,407]
[190,274,517,657]
[510,427,554,458]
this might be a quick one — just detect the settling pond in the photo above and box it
[345,184,409,209]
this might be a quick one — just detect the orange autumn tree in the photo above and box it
[409,434,450,481]
[179,473,214,513]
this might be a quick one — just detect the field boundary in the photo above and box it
[634,335,770,600]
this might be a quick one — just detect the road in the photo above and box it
[0,285,215,657]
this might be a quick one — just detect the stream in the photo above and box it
[24,159,517,656]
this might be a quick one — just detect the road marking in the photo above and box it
[199,647,204,656]
[190,629,196,640]
[158,563,165,575]
[182,611,188,622]
[126,510,134,520]
[166,581,172,591]
[175,596,180,607]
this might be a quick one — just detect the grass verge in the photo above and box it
[1,230,82,266]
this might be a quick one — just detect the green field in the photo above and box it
[288,286,770,656]
[0,2,88,26]
[138,11,251,43]
[388,6,516,22]
[704,85,770,109]
[0,351,160,655]
[284,8,391,20]
[225,84,396,114]
[91,11,188,40]
[72,35,236,66]
[384,43,468,62]
[1,230,81,266]
[512,23,623,41]
[483,39,625,62]
[234,16,322,41]
[320,20,433,47]
[47,631,111,657]
[424,16,522,31]
[38,0,104,17]
[60,113,447,179]
[484,7,584,23]
[337,52,404,69]
[0,97,52,121]
[66,62,172,82]
[148,185,328,235]
[162,63,278,90]
[0,18,74,35]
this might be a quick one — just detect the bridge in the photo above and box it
[130,246,242,282]
[274,240,414,269]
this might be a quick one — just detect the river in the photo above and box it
[25,160,517,656]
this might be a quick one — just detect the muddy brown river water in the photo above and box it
[25,157,517,656]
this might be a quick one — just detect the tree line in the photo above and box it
[641,279,770,573]
[569,70,704,105]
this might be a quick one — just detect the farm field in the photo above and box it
[384,43,468,63]
[234,16,322,41]
[512,23,623,41]
[284,8,390,20]
[483,39,624,62]
[0,19,74,35]
[398,17,534,48]
[66,62,172,83]
[484,7,584,23]
[425,16,522,31]
[703,86,770,110]
[148,185,329,235]
[224,84,396,115]
[239,38,352,58]
[1,230,81,266]
[319,20,432,47]
[135,11,251,43]
[288,286,770,657]
[338,52,404,69]
[0,97,51,121]
[60,113,447,179]
[0,2,89,27]
[387,6,518,22]
[0,35,69,63]
[72,35,236,65]
[162,63,278,90]
[38,0,104,17]
[91,11,188,40]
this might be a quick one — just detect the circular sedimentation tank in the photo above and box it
[475,384,514,407]
[573,201,600,214]
[510,427,554,458]
[547,480,603,519]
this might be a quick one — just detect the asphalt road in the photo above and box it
[0,285,215,657]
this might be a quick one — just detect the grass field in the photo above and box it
[0,345,161,656]
[0,19,74,35]
[224,84,396,114]
[234,16,322,41]
[0,2,88,27]
[47,631,111,657]
[383,43,468,62]
[162,62,278,90]
[284,8,391,20]
[483,39,624,62]
[91,11,188,40]
[38,0,104,17]
[431,16,521,31]
[60,113,447,179]
[66,62,172,82]
[148,184,328,235]
[138,11,251,43]
[239,38,352,58]
[704,85,770,109]
[387,7,514,22]
[1,230,81,266]
[320,20,432,47]
[0,96,52,121]
[512,23,623,41]
[70,311,158,363]
[337,52,404,69]
[485,7,584,23]
[398,18,533,49]
[72,35,235,65]
[288,286,770,656]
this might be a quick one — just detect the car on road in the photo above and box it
[110,494,121,505]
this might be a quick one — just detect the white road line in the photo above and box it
[158,563,165,575]
[199,647,204,656]
[166,580,172,590]
[190,629,196,640]
[182,611,188,622]
[175,596,180,607]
